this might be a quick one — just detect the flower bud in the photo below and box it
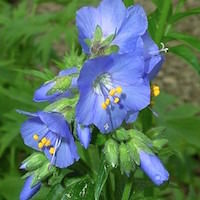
[104,139,119,168]
[139,151,169,185]
[31,161,57,186]
[119,143,134,176]
[20,153,47,171]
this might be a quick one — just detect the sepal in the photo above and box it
[104,139,119,167]
[20,153,46,171]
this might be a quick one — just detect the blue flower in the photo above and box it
[77,124,92,149]
[139,151,169,185]
[19,110,79,168]
[76,0,164,80]
[33,67,78,102]
[76,53,150,133]
[20,176,41,200]
[76,0,147,54]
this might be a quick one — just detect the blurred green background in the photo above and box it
[0,0,200,199]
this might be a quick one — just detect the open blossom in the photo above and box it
[33,67,78,102]
[19,110,79,168]
[20,176,41,200]
[76,0,164,80]
[76,53,150,133]
[139,151,169,185]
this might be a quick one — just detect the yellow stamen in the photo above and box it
[33,134,39,141]
[114,97,120,104]
[49,147,55,155]
[45,140,51,147]
[109,89,116,96]
[116,86,122,94]
[105,98,110,106]
[41,137,47,144]
[152,85,160,97]
[38,142,44,149]
[102,102,107,110]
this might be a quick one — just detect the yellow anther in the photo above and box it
[38,142,44,149]
[45,140,51,147]
[33,134,39,141]
[49,147,55,155]
[116,86,122,94]
[41,137,47,144]
[114,97,120,104]
[109,89,116,96]
[152,85,160,97]
[102,102,107,110]
[105,98,110,106]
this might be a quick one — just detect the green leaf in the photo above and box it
[63,176,94,200]
[47,184,65,200]
[170,45,200,74]
[101,34,115,47]
[170,7,200,23]
[166,32,200,52]
[94,158,111,200]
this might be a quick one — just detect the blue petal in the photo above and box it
[139,151,169,185]
[113,4,148,52]
[20,176,41,200]
[76,90,97,126]
[76,7,100,53]
[45,137,79,168]
[38,111,71,141]
[21,117,49,151]
[98,0,126,36]
[33,81,59,102]
[109,54,145,85]
[126,111,139,123]
[93,94,127,133]
[77,124,92,149]
[58,67,78,77]
[142,32,164,80]
[121,80,150,111]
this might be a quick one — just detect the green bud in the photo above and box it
[31,161,57,186]
[119,143,133,175]
[127,139,140,165]
[104,139,119,168]
[101,34,115,46]
[20,153,47,171]
[114,128,131,142]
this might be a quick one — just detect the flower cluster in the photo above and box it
[19,0,169,199]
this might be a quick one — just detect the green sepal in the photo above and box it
[31,161,57,186]
[101,33,115,47]
[128,130,153,147]
[94,25,103,42]
[85,38,92,47]
[21,153,47,171]
[127,140,140,165]
[104,45,119,55]
[47,76,73,95]
[44,97,78,123]
[152,139,168,150]
[114,128,131,142]
[104,139,119,167]
[119,143,134,175]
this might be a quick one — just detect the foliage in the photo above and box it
[0,0,200,199]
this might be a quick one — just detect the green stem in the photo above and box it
[121,178,133,200]
[155,1,172,44]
